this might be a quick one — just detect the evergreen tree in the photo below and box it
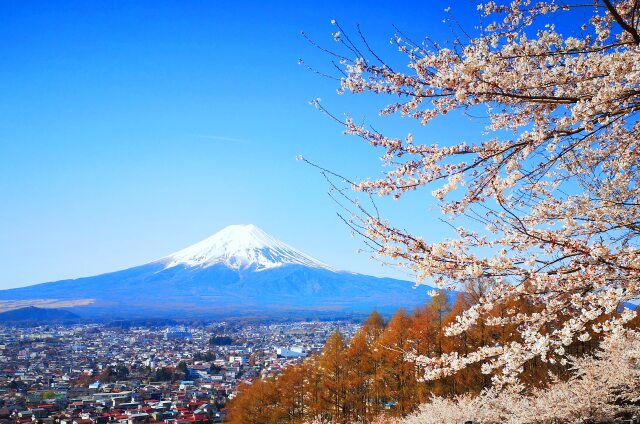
[320,330,348,423]
[375,309,418,416]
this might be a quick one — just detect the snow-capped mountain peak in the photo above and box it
[162,224,335,271]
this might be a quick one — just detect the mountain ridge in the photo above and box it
[0,306,79,323]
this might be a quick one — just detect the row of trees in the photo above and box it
[227,287,632,423]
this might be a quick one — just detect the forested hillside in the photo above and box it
[227,288,635,423]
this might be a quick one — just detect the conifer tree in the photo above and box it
[375,309,418,416]
[227,378,278,424]
[320,330,349,422]
[272,364,310,422]
[362,310,385,341]
[345,331,375,423]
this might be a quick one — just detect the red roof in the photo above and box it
[187,401,207,407]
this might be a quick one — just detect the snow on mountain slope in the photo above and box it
[161,224,336,272]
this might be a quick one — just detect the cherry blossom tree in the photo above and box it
[305,0,640,383]
[399,329,640,424]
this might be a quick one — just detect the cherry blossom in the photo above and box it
[314,0,640,382]
[400,329,640,423]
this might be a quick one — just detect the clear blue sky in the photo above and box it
[0,0,482,289]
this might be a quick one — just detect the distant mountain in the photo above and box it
[0,225,437,319]
[0,306,79,323]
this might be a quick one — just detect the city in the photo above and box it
[0,321,359,424]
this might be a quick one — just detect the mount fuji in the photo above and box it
[0,225,435,319]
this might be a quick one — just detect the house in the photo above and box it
[178,382,194,392]
[126,413,148,424]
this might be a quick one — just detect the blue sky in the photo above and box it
[0,0,482,289]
